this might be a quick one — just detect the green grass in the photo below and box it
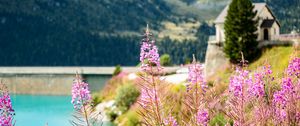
[209,113,227,126]
[249,46,295,75]
[208,46,296,96]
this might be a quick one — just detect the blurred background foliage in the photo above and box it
[0,0,299,66]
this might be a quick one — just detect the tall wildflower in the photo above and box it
[226,64,278,125]
[196,109,209,126]
[71,76,91,110]
[183,56,209,125]
[0,82,15,126]
[139,88,159,109]
[249,65,273,125]
[272,77,299,125]
[247,72,264,98]
[228,68,249,97]
[226,67,251,126]
[186,56,206,92]
[248,64,272,99]
[140,24,162,73]
[287,57,300,77]
[138,25,173,125]
[163,115,178,126]
[270,57,300,125]
[70,74,101,126]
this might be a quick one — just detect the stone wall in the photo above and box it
[204,43,229,78]
[204,40,298,79]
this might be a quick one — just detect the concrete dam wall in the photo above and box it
[0,67,179,95]
[0,67,139,95]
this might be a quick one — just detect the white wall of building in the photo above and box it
[216,23,225,42]
[215,6,280,42]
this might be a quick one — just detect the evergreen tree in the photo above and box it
[224,0,258,63]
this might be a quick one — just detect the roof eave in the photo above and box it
[264,4,281,27]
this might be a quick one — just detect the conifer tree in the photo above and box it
[224,0,258,63]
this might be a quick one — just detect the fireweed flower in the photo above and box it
[184,56,209,125]
[196,109,209,126]
[229,68,250,97]
[274,108,287,123]
[273,90,287,123]
[287,57,300,77]
[186,61,206,92]
[138,25,165,125]
[139,88,160,108]
[140,25,161,73]
[163,115,178,126]
[0,84,14,126]
[272,77,299,124]
[281,77,294,93]
[263,64,273,75]
[273,78,294,108]
[247,72,265,98]
[71,76,92,110]
[273,90,288,108]
[226,68,252,125]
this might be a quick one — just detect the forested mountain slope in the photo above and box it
[0,0,298,66]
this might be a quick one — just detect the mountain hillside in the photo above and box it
[0,0,214,66]
[0,0,298,66]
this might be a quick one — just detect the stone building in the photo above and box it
[213,3,280,43]
[205,3,281,78]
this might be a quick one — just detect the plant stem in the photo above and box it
[77,76,90,126]
[83,104,90,126]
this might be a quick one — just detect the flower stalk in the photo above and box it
[0,81,15,126]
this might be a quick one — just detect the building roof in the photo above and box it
[261,19,276,28]
[215,3,267,23]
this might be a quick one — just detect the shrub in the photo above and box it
[92,93,103,106]
[105,107,119,122]
[160,54,172,66]
[115,83,140,112]
[125,111,140,126]
[117,111,140,126]
[113,65,122,76]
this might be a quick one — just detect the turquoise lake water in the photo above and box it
[11,95,114,126]
[11,95,73,126]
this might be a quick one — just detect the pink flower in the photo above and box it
[274,109,287,123]
[248,72,265,98]
[229,68,250,97]
[0,116,13,126]
[0,89,14,126]
[163,115,178,126]
[140,26,161,72]
[296,112,300,121]
[186,63,206,92]
[71,77,91,110]
[263,64,272,75]
[287,57,300,77]
[273,77,294,108]
[281,77,294,93]
[139,88,159,108]
[272,77,298,124]
[196,109,209,126]
[273,90,287,108]
[233,121,242,126]
[138,25,164,125]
